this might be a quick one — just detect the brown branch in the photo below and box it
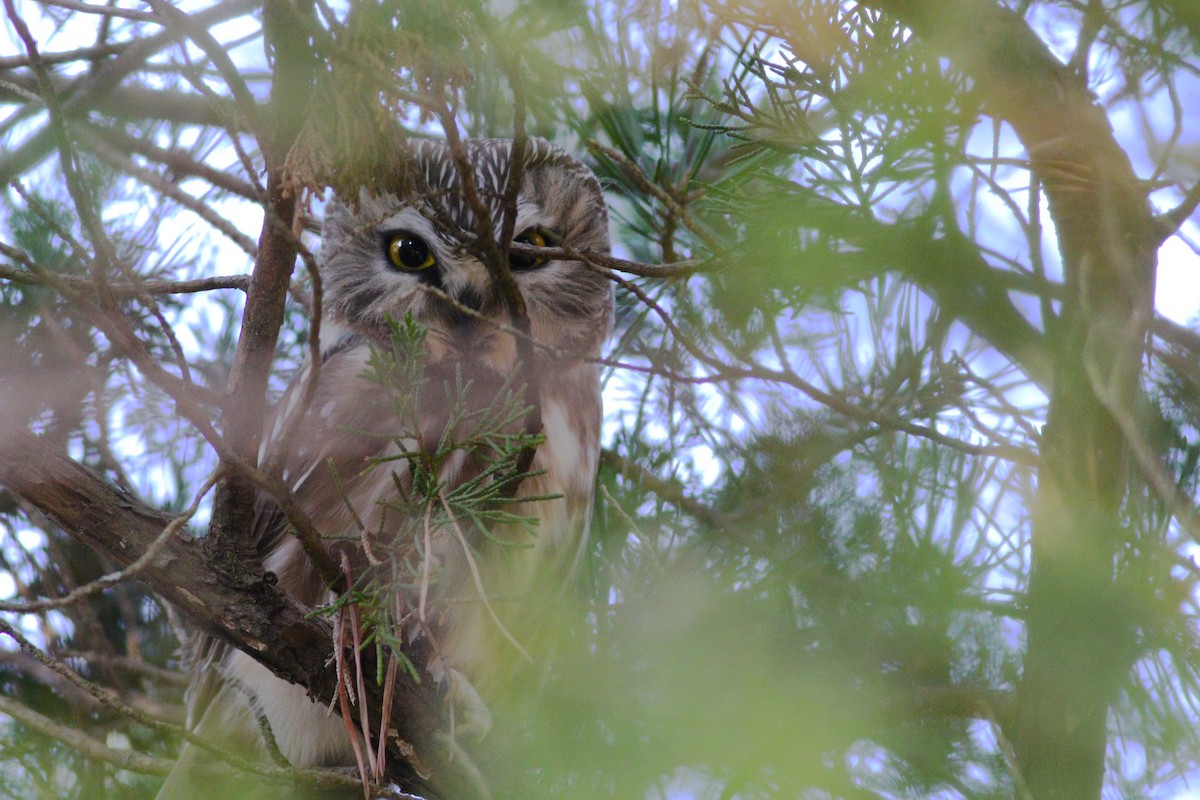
[583,253,1040,466]
[60,651,189,688]
[76,125,259,257]
[144,0,262,136]
[586,141,721,253]
[0,650,127,715]
[0,432,446,796]
[204,0,324,590]
[0,74,243,127]
[600,448,719,526]
[0,261,250,295]
[5,237,340,595]
[0,473,214,614]
[0,462,316,762]
[35,0,156,22]
[5,0,121,291]
[508,242,703,278]
[1155,178,1200,244]
[1154,314,1200,353]
[0,41,125,70]
[81,120,262,201]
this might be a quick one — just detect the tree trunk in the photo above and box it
[866,1,1158,796]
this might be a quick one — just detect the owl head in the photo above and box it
[319,138,613,367]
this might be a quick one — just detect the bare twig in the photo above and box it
[0,0,259,185]
[582,254,1040,466]
[1156,178,1200,244]
[59,651,188,687]
[587,140,721,252]
[0,259,250,295]
[78,125,259,257]
[0,694,172,776]
[5,0,121,293]
[0,41,124,70]
[508,241,703,278]
[600,448,719,526]
[204,0,321,592]
[81,120,262,201]
[0,472,216,614]
[34,0,155,22]
[143,0,262,136]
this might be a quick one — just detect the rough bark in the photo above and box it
[0,431,451,796]
[0,4,478,794]
[865,2,1157,797]
[205,0,315,600]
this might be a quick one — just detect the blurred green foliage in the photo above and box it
[1,1,1200,798]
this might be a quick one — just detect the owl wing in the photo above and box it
[158,327,396,800]
[252,325,412,605]
[161,323,601,796]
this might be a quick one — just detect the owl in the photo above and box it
[157,138,613,799]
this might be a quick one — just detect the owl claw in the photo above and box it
[445,668,492,740]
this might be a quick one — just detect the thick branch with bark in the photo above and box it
[0,431,453,796]
[204,0,321,595]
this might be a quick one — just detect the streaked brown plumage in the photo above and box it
[157,138,612,799]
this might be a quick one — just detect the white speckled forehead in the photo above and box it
[394,137,604,233]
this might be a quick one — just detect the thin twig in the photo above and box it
[78,124,259,257]
[35,0,155,21]
[587,140,721,252]
[1156,178,1200,244]
[582,253,1040,466]
[81,121,261,200]
[0,694,172,775]
[509,241,703,278]
[0,40,125,69]
[0,259,250,294]
[438,491,532,665]
[143,0,262,136]
[0,473,217,614]
[5,0,121,293]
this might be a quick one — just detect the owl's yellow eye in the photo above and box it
[386,233,436,271]
[510,229,549,271]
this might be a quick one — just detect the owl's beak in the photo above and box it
[448,284,487,318]
[423,282,495,344]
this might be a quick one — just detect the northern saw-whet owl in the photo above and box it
[157,138,613,799]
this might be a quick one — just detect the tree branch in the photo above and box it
[204,0,321,591]
[0,431,449,796]
[0,261,250,295]
[1156,177,1200,244]
[863,3,1158,798]
[0,0,258,185]
[0,693,173,776]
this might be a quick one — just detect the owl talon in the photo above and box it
[445,668,492,740]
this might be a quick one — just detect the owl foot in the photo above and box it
[444,668,492,740]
